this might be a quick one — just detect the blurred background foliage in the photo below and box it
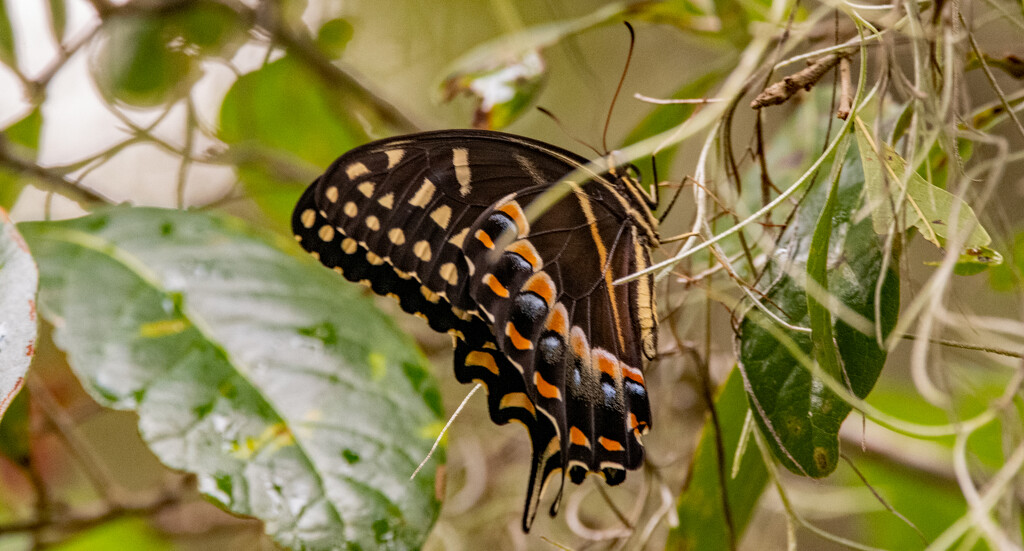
[1,0,1023,550]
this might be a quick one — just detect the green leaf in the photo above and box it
[317,18,354,58]
[219,56,369,227]
[925,245,1003,276]
[440,2,629,129]
[20,207,444,551]
[0,107,43,209]
[442,49,547,130]
[738,146,900,477]
[855,117,996,266]
[0,0,17,70]
[51,518,173,551]
[667,368,768,550]
[806,140,844,390]
[0,208,36,422]
[90,15,197,108]
[89,3,243,108]
[171,0,246,57]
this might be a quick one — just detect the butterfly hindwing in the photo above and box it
[292,129,657,530]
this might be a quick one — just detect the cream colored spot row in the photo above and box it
[430,205,452,229]
[439,262,458,285]
[300,209,316,229]
[365,216,380,231]
[344,202,358,217]
[453,148,471,196]
[318,225,335,242]
[345,162,370,179]
[409,178,436,207]
[378,192,394,209]
[413,240,432,262]
[325,186,339,203]
[388,228,406,245]
[448,227,469,248]
[341,238,358,254]
[357,181,375,198]
[385,148,405,169]
[366,251,384,265]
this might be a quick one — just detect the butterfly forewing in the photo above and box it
[292,129,657,531]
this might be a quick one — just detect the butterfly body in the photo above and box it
[291,129,657,530]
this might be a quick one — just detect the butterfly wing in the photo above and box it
[291,129,657,530]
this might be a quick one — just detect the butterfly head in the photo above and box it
[604,153,659,242]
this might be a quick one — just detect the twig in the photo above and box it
[962,15,1024,141]
[837,57,853,119]
[751,50,855,109]
[900,334,1023,358]
[0,484,186,537]
[840,454,928,544]
[0,140,114,207]
[633,93,724,105]
[26,375,125,505]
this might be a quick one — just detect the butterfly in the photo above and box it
[291,129,658,530]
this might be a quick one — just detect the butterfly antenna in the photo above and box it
[537,106,603,157]
[602,21,636,154]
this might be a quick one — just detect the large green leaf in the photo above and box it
[0,208,36,422]
[20,207,444,550]
[737,147,900,477]
[667,368,768,550]
[219,55,369,228]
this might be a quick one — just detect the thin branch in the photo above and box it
[0,140,114,207]
[26,375,124,505]
[0,483,188,537]
[837,57,853,119]
[751,50,856,109]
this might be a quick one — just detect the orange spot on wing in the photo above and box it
[475,229,495,249]
[544,303,569,336]
[465,351,499,375]
[497,202,529,235]
[622,365,645,385]
[483,273,509,298]
[506,322,533,350]
[570,426,591,447]
[499,392,536,416]
[599,436,624,452]
[594,350,621,379]
[534,372,561,400]
[506,240,541,271]
[523,272,556,306]
[570,327,589,359]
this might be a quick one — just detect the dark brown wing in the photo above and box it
[291,129,657,530]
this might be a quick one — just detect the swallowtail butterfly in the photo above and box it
[291,129,658,530]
